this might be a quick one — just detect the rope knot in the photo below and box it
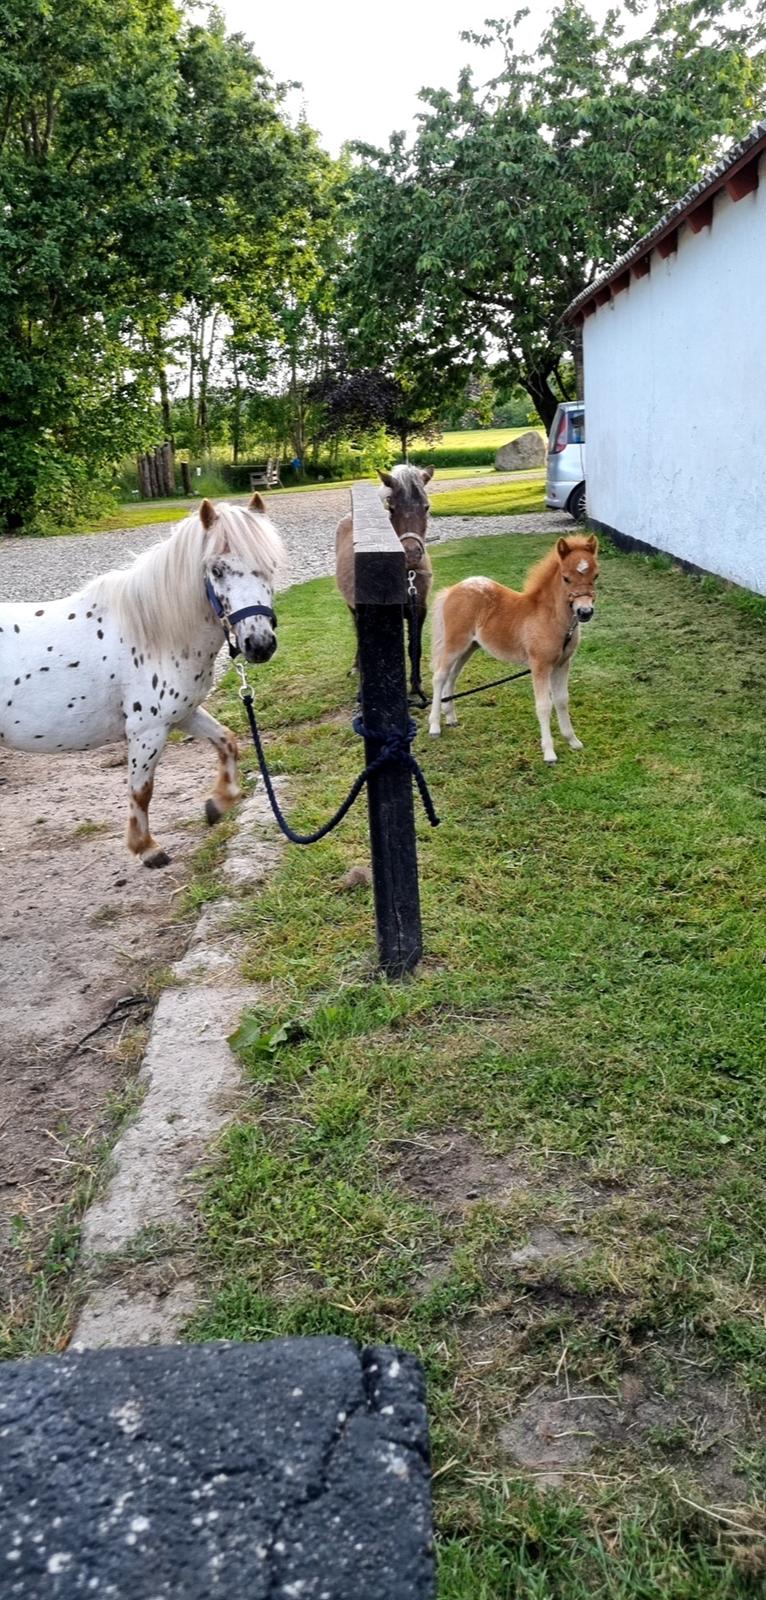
[241,694,440,843]
[353,715,440,828]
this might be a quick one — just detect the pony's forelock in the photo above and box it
[523,536,594,597]
[380,464,430,504]
[87,503,286,654]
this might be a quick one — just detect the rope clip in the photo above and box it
[235,660,250,701]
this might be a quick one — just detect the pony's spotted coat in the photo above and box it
[0,496,285,866]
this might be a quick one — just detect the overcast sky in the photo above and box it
[216,1,619,154]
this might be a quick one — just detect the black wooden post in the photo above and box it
[352,481,423,977]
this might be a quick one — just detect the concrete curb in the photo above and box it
[72,783,286,1348]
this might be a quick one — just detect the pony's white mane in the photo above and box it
[86,503,285,654]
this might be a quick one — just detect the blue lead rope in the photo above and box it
[240,691,440,845]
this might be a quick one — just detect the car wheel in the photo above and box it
[567,483,586,521]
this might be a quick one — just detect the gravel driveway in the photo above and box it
[0,485,573,603]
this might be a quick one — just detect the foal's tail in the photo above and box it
[430,586,448,672]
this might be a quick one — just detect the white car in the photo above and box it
[546,402,586,520]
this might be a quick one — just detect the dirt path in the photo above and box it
[0,739,216,1302]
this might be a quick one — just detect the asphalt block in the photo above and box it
[0,1336,434,1599]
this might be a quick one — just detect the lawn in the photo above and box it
[190,534,766,1595]
[431,479,547,518]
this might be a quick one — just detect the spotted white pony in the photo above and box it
[0,495,284,867]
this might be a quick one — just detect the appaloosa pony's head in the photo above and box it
[556,534,599,623]
[200,493,284,663]
[379,465,434,554]
[93,492,285,662]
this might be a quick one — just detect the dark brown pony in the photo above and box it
[335,465,434,703]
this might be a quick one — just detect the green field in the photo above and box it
[184,534,766,1595]
[410,426,546,470]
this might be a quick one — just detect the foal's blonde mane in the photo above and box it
[87,503,285,654]
[523,536,593,598]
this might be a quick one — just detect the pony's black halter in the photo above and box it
[205,577,277,660]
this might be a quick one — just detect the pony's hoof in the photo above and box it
[143,848,171,869]
[543,753,558,765]
[568,737,584,751]
[429,726,441,738]
[205,797,223,826]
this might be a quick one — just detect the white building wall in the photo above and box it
[584,152,766,595]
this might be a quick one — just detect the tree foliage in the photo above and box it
[342,0,766,427]
[0,1,339,530]
[0,0,186,530]
[169,11,339,460]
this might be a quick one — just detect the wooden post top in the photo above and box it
[351,481,405,606]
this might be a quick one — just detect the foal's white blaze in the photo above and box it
[0,501,285,865]
[576,559,589,573]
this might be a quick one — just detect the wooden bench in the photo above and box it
[248,458,281,490]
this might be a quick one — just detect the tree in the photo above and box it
[168,13,335,457]
[0,2,341,526]
[0,0,185,532]
[343,1,766,428]
[309,363,449,460]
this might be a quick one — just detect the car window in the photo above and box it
[568,410,585,444]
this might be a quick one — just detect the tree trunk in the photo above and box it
[187,309,198,452]
[572,325,584,402]
[158,362,173,445]
[399,427,409,462]
[161,441,175,495]
[197,310,219,456]
[231,352,242,464]
[522,370,559,431]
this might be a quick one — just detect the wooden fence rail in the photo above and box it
[352,481,423,976]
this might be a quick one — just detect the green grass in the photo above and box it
[411,426,546,469]
[432,480,547,518]
[187,534,766,1592]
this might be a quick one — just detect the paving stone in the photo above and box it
[0,1338,434,1600]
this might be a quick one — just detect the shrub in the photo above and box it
[409,444,501,468]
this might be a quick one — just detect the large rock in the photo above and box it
[0,1337,434,1599]
[495,430,546,470]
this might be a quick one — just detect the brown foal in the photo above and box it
[429,535,599,763]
